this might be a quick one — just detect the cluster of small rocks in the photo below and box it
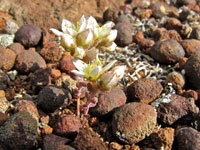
[0,0,200,150]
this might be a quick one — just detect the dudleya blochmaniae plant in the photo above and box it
[50,15,117,60]
[50,15,126,118]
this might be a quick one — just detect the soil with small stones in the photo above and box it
[0,0,200,150]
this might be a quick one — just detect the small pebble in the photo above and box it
[15,24,42,48]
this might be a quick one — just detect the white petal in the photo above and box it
[87,16,99,29]
[50,28,63,37]
[112,65,126,79]
[62,19,73,33]
[106,42,117,52]
[66,28,78,37]
[72,59,87,72]
[90,66,102,80]
[71,70,85,77]
[102,60,117,73]
[100,21,115,38]
[79,15,87,32]
[106,29,117,43]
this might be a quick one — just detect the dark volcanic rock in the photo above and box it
[150,39,185,64]
[91,88,126,116]
[157,94,199,125]
[112,102,157,144]
[115,22,133,47]
[175,127,200,150]
[15,24,42,48]
[38,85,72,113]
[185,50,200,89]
[15,49,46,73]
[0,69,9,90]
[74,127,108,150]
[127,78,163,104]
[0,111,38,150]
[43,134,75,150]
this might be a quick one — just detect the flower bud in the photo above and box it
[60,34,75,50]
[99,65,126,90]
[77,29,94,48]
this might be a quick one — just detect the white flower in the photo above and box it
[71,57,117,81]
[60,34,75,50]
[99,65,126,90]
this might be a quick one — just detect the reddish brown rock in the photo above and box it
[190,27,200,40]
[130,0,151,9]
[177,0,196,6]
[138,38,155,54]
[165,17,182,31]
[165,71,185,90]
[74,127,108,150]
[181,39,200,57]
[185,50,200,89]
[175,127,200,150]
[60,52,76,74]
[8,42,25,55]
[134,8,152,19]
[15,49,46,73]
[150,39,185,64]
[14,99,39,121]
[134,31,144,43]
[151,127,174,150]
[115,14,132,24]
[153,30,182,42]
[15,24,42,48]
[38,85,72,113]
[179,57,188,69]
[157,94,199,125]
[90,88,126,116]
[182,89,198,101]
[0,46,16,72]
[43,134,74,150]
[40,41,62,63]
[51,68,61,78]
[53,114,82,137]
[127,78,163,104]
[0,111,38,150]
[112,102,157,144]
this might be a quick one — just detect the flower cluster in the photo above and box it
[50,15,117,60]
[72,56,126,91]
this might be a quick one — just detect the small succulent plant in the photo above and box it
[50,15,117,61]
[51,15,125,119]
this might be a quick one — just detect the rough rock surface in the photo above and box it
[53,114,82,138]
[112,102,157,144]
[127,78,163,103]
[157,94,199,125]
[0,0,125,29]
[0,46,16,72]
[38,85,72,113]
[0,111,38,150]
[8,42,25,55]
[74,127,108,150]
[185,50,200,89]
[15,49,46,73]
[181,39,200,57]
[43,134,75,150]
[91,88,126,116]
[150,39,185,64]
[175,127,200,150]
[0,70,9,90]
